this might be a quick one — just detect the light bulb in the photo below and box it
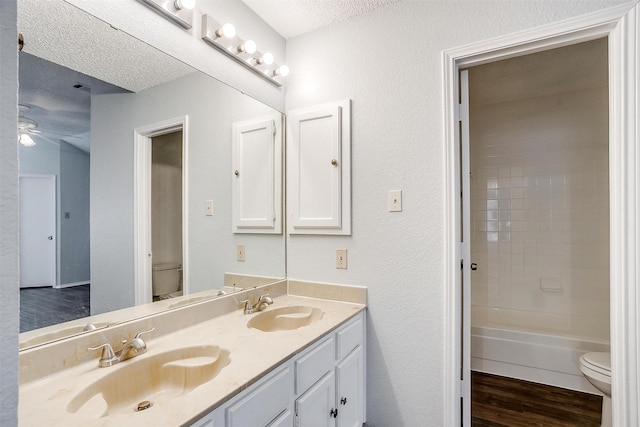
[258,52,274,65]
[274,65,290,77]
[174,0,195,10]
[19,133,36,147]
[238,40,257,54]
[216,23,236,38]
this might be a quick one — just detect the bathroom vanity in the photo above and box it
[18,280,366,426]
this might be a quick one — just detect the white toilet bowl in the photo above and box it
[579,352,611,427]
[152,262,182,297]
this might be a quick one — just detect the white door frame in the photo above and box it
[134,116,189,305]
[443,2,639,426]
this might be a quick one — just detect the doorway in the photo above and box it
[463,39,609,425]
[443,3,640,426]
[134,116,188,306]
[151,130,184,300]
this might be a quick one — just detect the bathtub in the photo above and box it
[471,306,610,394]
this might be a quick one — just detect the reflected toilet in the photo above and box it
[152,262,182,299]
[579,352,611,427]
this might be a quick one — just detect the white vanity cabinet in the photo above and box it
[294,313,365,427]
[188,311,365,427]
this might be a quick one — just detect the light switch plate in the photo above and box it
[237,245,245,262]
[389,190,402,212]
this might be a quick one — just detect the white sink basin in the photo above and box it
[66,345,230,418]
[247,306,324,332]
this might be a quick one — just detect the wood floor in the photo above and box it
[472,371,603,427]
[20,284,90,332]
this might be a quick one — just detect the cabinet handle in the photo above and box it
[340,397,347,405]
[470,263,478,271]
[330,408,338,418]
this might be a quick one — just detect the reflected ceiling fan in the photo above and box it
[18,105,40,147]
[18,104,66,148]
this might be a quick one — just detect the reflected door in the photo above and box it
[20,174,56,288]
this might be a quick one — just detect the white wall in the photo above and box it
[284,1,625,425]
[91,71,284,314]
[59,141,90,285]
[0,0,19,424]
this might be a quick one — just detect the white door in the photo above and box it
[459,69,472,425]
[20,174,56,288]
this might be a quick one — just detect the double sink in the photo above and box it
[66,304,324,418]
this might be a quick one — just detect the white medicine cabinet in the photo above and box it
[231,114,283,234]
[287,100,352,235]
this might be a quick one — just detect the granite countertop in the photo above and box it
[19,290,365,426]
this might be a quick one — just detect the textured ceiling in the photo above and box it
[17,0,194,151]
[241,0,401,39]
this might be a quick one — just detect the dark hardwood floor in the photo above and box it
[472,371,603,427]
[20,284,90,332]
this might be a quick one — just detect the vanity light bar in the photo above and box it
[138,0,195,29]
[201,14,287,87]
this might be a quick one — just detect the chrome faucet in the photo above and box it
[89,327,154,368]
[241,293,273,314]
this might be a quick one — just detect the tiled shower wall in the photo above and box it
[469,85,609,342]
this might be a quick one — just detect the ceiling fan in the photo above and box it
[18,104,40,147]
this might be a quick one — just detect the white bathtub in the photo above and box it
[471,306,610,394]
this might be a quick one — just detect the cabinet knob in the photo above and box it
[331,159,338,166]
[234,170,239,176]
[340,397,347,405]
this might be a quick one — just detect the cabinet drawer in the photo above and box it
[295,336,335,394]
[336,315,363,360]
[226,366,292,427]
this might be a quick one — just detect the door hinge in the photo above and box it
[272,119,277,136]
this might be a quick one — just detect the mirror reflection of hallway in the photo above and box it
[151,130,184,301]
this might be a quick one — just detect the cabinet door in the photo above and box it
[227,366,292,427]
[287,100,351,235]
[296,372,336,427]
[232,115,282,234]
[335,346,364,427]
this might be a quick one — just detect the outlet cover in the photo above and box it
[205,200,214,216]
[336,249,347,269]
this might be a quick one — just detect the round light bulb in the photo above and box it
[276,65,290,77]
[19,133,36,147]
[259,52,274,65]
[238,40,257,54]
[216,23,236,38]
[174,0,195,10]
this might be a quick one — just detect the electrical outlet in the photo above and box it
[205,200,213,216]
[336,249,348,269]
[236,245,245,262]
[389,190,402,212]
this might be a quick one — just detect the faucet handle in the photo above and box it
[88,343,116,360]
[134,327,155,340]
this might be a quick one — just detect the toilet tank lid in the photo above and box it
[152,262,182,271]
[582,352,611,371]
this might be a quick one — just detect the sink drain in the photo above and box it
[135,400,152,412]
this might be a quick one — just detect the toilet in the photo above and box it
[152,262,182,298]
[579,352,611,427]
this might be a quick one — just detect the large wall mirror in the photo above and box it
[17,0,286,350]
